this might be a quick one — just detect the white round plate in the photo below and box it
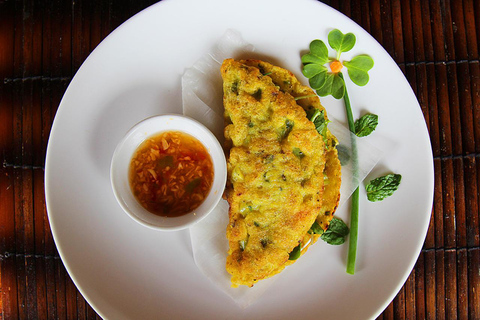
[45,0,434,319]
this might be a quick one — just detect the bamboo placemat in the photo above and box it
[0,0,479,319]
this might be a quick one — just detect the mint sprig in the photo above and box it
[354,114,378,137]
[320,217,350,245]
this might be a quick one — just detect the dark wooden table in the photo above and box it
[1,0,479,319]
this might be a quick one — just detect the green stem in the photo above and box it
[339,72,359,275]
[294,94,318,101]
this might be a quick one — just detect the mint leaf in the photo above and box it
[365,174,402,202]
[301,40,330,65]
[344,55,374,86]
[307,108,330,143]
[355,114,378,137]
[328,29,356,59]
[320,217,350,245]
[288,243,302,260]
[309,221,324,235]
[306,107,321,121]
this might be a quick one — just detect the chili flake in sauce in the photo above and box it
[129,131,214,217]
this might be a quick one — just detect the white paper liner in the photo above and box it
[182,29,254,144]
[183,29,390,308]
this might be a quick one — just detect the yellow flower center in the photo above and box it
[330,60,343,73]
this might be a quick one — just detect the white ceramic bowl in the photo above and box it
[110,114,227,231]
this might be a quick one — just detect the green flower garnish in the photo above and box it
[301,29,374,99]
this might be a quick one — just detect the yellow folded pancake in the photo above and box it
[221,58,341,287]
[241,59,341,229]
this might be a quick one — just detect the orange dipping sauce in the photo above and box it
[129,131,214,217]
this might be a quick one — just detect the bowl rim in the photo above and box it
[110,113,227,231]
